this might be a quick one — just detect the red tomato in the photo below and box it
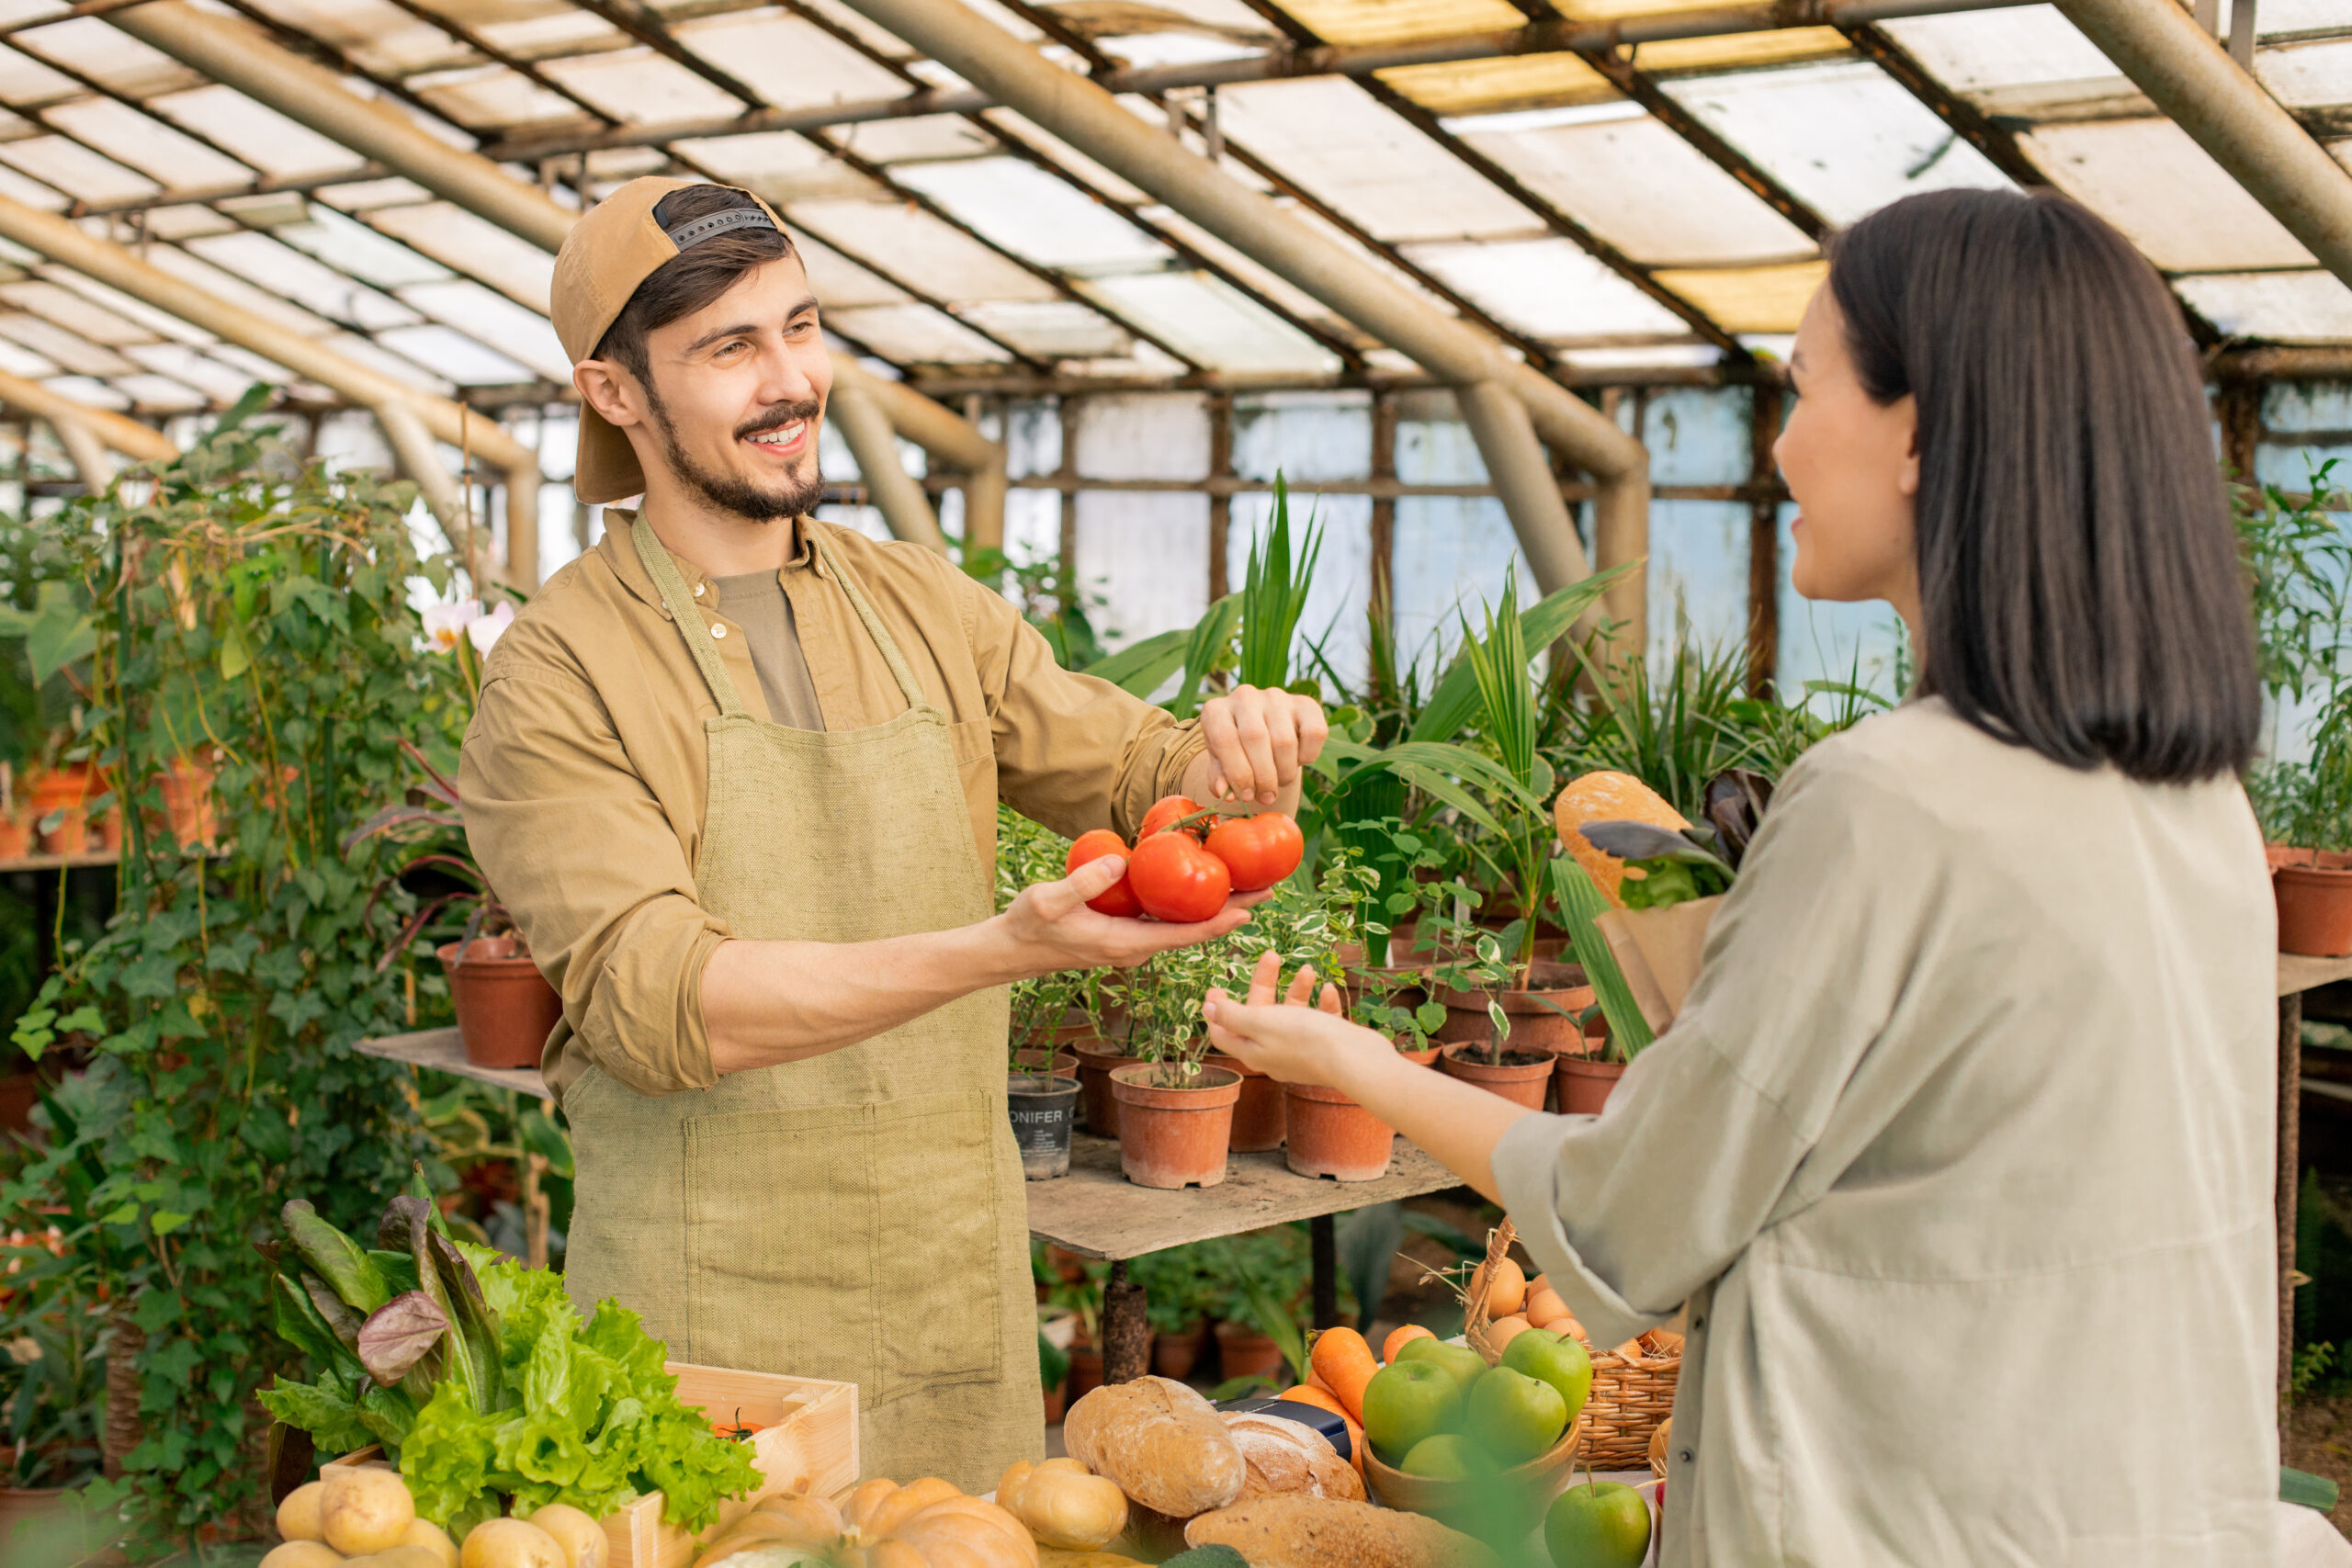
[1137,794,1205,841]
[1127,832,1232,923]
[1204,813,1305,892]
[1066,829,1143,917]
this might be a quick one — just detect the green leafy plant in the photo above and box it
[2241,461,2352,851]
[0,390,470,1551]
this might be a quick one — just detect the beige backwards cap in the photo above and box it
[552,176,791,505]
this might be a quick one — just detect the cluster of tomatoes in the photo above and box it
[1064,794,1306,924]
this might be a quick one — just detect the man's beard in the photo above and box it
[643,383,825,522]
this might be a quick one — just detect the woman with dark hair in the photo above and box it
[1202,188,2278,1564]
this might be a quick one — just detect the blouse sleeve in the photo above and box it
[1490,741,1953,1349]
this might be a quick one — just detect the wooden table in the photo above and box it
[351,1026,1467,1382]
[2278,953,2352,1396]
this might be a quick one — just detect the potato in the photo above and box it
[460,1517,567,1568]
[401,1520,460,1568]
[322,1467,417,1556]
[277,1481,329,1543]
[523,1505,607,1568]
[260,1543,344,1568]
[379,1547,454,1568]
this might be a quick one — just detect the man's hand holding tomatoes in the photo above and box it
[1184,684,1329,810]
[997,850,1266,974]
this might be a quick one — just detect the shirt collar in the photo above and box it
[598,509,820,617]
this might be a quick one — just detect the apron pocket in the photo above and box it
[870,1089,1004,1403]
[680,1091,1003,1405]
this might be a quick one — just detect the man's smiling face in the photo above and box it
[631,252,832,521]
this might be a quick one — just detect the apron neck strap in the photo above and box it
[631,516,751,717]
[809,530,929,713]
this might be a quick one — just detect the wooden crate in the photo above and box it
[328,1361,857,1568]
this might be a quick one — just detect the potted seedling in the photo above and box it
[1111,943,1242,1190]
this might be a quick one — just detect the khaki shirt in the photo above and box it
[459,514,1204,1101]
[1492,698,2278,1566]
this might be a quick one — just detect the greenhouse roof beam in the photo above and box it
[840,0,1648,633]
[2053,0,2352,291]
[0,368,177,470]
[470,0,2032,163]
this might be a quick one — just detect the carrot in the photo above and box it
[1382,1324,1435,1365]
[1307,1326,1379,1426]
[1277,1385,1365,1477]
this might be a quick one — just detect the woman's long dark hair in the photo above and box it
[1829,189,2258,784]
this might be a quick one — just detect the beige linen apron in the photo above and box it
[560,517,1040,1492]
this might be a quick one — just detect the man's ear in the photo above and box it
[574,358,645,430]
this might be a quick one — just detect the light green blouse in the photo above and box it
[1494,698,2279,1566]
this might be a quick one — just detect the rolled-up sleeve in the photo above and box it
[965,578,1205,840]
[460,660,727,1100]
[1491,747,1941,1349]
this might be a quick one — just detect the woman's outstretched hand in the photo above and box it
[1204,949,1393,1086]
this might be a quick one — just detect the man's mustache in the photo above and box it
[735,400,822,442]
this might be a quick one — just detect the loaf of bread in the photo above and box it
[1064,1377,1246,1518]
[1219,1412,1364,1504]
[998,1458,1129,1551]
[1183,1498,1495,1568]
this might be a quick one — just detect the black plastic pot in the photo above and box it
[1008,1073,1082,1179]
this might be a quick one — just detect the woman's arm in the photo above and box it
[1204,953,1533,1204]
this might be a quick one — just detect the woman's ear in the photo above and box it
[1895,391,1922,499]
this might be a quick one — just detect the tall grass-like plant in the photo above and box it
[1238,475,1322,692]
[1456,574,1562,1022]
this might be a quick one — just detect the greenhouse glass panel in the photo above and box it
[1233,392,1371,483]
[1640,387,1750,486]
[2176,272,2352,342]
[1662,61,2014,226]
[243,0,459,75]
[822,302,1014,363]
[209,341,312,390]
[823,116,998,165]
[1215,78,1546,242]
[0,44,81,105]
[2256,38,2352,108]
[0,163,61,211]
[1648,500,1747,665]
[374,323,534,386]
[1563,343,1718,370]
[40,269,211,344]
[153,85,367,180]
[1401,236,1690,341]
[410,67,582,131]
[1080,272,1342,375]
[112,373,207,412]
[1080,392,1209,481]
[1079,491,1210,644]
[1632,28,1849,72]
[675,11,918,107]
[2255,0,2352,33]
[38,373,127,411]
[2266,382,2352,433]
[397,280,570,382]
[183,231,423,333]
[958,299,1133,359]
[1229,491,1374,693]
[124,342,274,405]
[985,110,1154,204]
[1275,0,1529,46]
[314,176,434,214]
[0,315,131,377]
[784,198,1064,301]
[538,48,747,126]
[1877,6,2116,94]
[1648,261,1826,333]
[0,280,152,345]
[1453,103,1813,264]
[1396,392,1483,484]
[794,0,921,61]
[359,205,554,312]
[271,206,451,292]
[0,136,153,205]
[1142,209,1363,334]
[146,243,342,337]
[0,335,54,379]
[1375,53,1617,117]
[12,17,198,96]
[1394,495,1528,678]
[2022,118,2314,271]
[673,132,885,204]
[797,236,912,310]
[887,157,1174,272]
[475,7,623,58]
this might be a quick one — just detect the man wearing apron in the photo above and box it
[460,177,1327,1492]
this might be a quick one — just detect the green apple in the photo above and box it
[1545,1481,1651,1568]
[1393,1335,1488,1395]
[1464,1365,1567,1465]
[1361,1359,1463,1462]
[1502,1327,1595,1424]
[1398,1433,1483,1480]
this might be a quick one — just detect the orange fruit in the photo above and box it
[1383,1324,1436,1365]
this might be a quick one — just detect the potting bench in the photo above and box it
[2278,953,2352,1396]
[350,1026,1470,1384]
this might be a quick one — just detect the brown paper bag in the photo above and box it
[1594,895,1722,1035]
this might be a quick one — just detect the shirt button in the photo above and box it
[1692,1316,1705,1332]
[1679,1449,1693,1464]
[693,583,706,597]
[711,624,727,639]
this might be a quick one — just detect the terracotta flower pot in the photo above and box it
[1154,1325,1206,1380]
[1399,1044,1442,1066]
[1283,1080,1396,1181]
[1555,1055,1629,1115]
[1010,1046,1080,1078]
[2277,850,2352,957]
[1434,960,1594,1055]
[158,758,218,851]
[1206,1049,1286,1152]
[1215,1320,1285,1380]
[28,765,93,855]
[437,936,562,1070]
[1067,1344,1104,1404]
[1109,1063,1240,1190]
[0,816,28,859]
[1074,1043,1140,1137]
[1042,1383,1067,1425]
[1439,1043,1555,1109]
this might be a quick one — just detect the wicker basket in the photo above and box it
[1464,1219,1681,1471]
